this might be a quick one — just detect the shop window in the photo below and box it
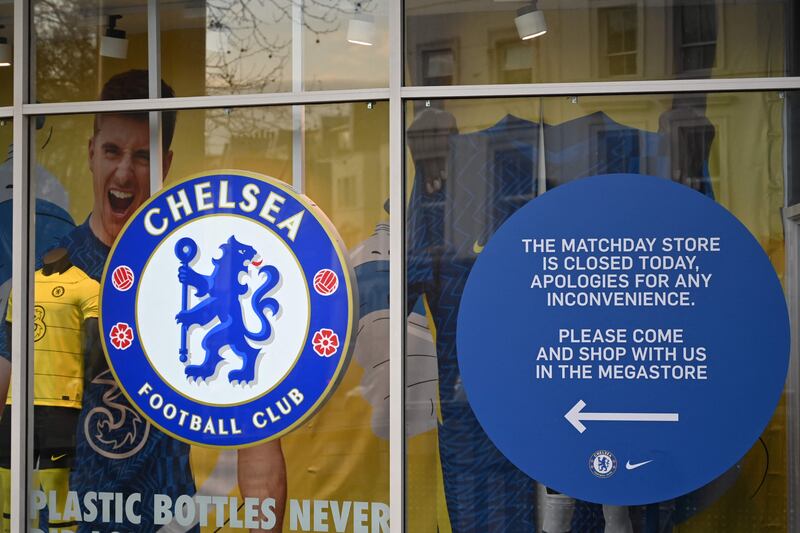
[406,91,789,532]
[598,5,640,78]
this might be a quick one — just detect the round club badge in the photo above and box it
[589,450,617,478]
[100,171,357,447]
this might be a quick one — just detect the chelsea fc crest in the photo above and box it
[100,170,357,447]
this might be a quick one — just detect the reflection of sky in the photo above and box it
[204,0,388,93]
[204,2,293,94]
[303,14,389,90]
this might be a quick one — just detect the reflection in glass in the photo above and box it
[24,87,389,529]
[161,1,389,97]
[0,3,11,107]
[34,0,148,103]
[165,105,292,189]
[0,119,12,530]
[0,118,81,530]
[405,0,790,86]
[405,92,788,530]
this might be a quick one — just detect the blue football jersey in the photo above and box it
[408,115,541,532]
[61,220,197,533]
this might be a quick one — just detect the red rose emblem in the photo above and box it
[312,328,339,357]
[109,322,134,350]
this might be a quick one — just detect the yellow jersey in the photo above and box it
[6,265,99,409]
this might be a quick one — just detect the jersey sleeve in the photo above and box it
[79,279,100,320]
[406,175,434,311]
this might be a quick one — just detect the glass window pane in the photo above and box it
[303,1,389,90]
[169,107,293,180]
[405,0,791,85]
[0,4,11,107]
[406,92,790,530]
[0,118,71,530]
[160,0,389,97]
[0,117,73,530]
[160,2,292,97]
[34,0,149,103]
[26,70,388,531]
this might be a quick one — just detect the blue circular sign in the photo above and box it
[100,171,356,448]
[457,174,789,505]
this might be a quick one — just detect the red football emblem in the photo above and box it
[112,265,135,291]
[109,322,134,350]
[313,269,339,296]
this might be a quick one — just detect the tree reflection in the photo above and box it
[33,0,377,99]
[203,1,374,158]
[207,0,375,94]
[35,0,98,102]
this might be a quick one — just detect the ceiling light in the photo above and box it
[0,26,11,67]
[0,42,10,68]
[100,14,128,59]
[515,2,547,41]
[347,3,376,46]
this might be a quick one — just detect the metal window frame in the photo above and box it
[389,0,405,531]
[785,211,800,533]
[5,1,800,532]
[9,1,31,531]
[292,0,305,194]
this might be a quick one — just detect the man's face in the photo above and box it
[88,114,172,245]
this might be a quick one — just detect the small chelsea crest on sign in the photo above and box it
[100,170,356,447]
[589,450,617,478]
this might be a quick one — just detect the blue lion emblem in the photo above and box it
[174,235,280,384]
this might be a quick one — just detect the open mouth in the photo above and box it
[108,189,135,214]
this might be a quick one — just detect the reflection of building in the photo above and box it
[199,102,390,247]
[204,108,293,171]
[306,104,390,246]
[406,1,779,86]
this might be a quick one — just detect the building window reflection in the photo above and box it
[421,46,456,86]
[675,3,718,75]
[598,5,639,78]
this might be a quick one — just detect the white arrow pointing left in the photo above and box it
[565,400,680,433]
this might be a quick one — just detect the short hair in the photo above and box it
[93,69,177,152]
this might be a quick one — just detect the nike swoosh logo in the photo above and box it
[50,454,67,462]
[473,240,485,254]
[625,460,653,470]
